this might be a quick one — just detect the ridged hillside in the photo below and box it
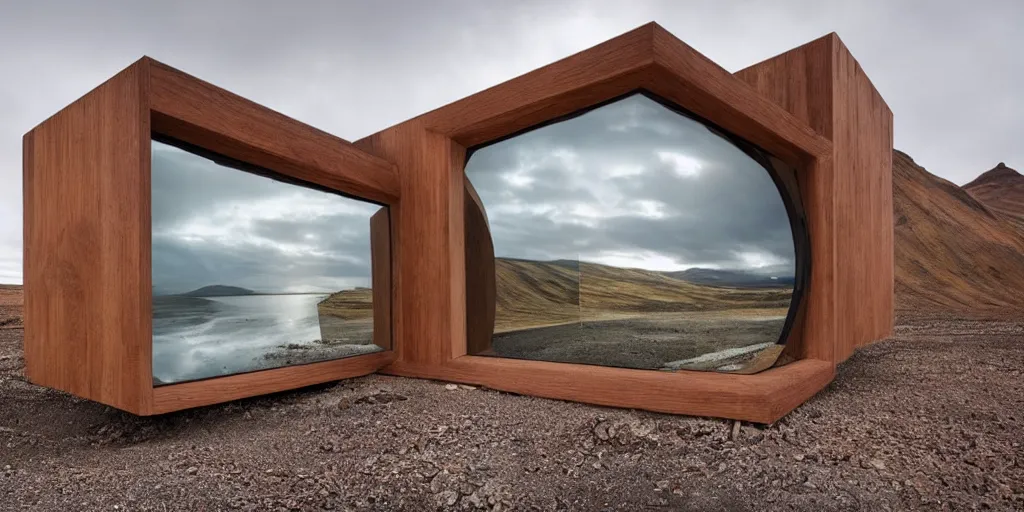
[493,258,791,332]
[893,151,1024,318]
[964,163,1024,231]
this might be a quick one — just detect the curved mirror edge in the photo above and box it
[463,91,809,374]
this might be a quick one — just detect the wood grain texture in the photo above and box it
[643,25,830,166]
[355,123,468,366]
[832,36,895,358]
[146,60,401,412]
[463,181,496,355]
[736,34,894,363]
[409,23,830,169]
[151,350,395,414]
[417,25,655,149]
[24,57,402,415]
[358,22,843,422]
[370,207,392,350]
[147,59,400,205]
[380,357,834,424]
[22,59,153,414]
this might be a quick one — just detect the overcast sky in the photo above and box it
[468,93,795,276]
[1,0,1020,284]
[151,141,378,295]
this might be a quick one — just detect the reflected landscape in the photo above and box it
[151,140,383,385]
[465,93,802,372]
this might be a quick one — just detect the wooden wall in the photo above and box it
[463,181,495,355]
[736,33,895,363]
[23,58,402,415]
[355,123,468,365]
[370,207,393,350]
[23,60,153,413]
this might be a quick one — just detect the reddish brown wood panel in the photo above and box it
[22,60,152,414]
[736,34,894,363]
[370,207,392,350]
[147,59,400,205]
[413,23,830,170]
[643,26,830,167]
[463,181,495,355]
[24,56,404,415]
[733,36,835,138]
[151,350,395,414]
[417,26,654,149]
[380,356,834,424]
[358,22,839,422]
[355,123,468,366]
[832,37,895,358]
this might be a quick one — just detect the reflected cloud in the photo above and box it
[150,139,383,385]
[466,94,796,276]
[151,141,378,295]
[465,93,801,373]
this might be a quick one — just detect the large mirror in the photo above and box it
[464,92,806,373]
[150,139,387,385]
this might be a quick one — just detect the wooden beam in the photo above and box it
[148,59,400,204]
[151,351,396,414]
[381,356,835,424]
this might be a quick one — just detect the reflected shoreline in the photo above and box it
[152,293,379,386]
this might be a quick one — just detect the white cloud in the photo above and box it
[3,1,1022,283]
[657,151,703,178]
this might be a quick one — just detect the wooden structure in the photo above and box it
[22,59,398,415]
[23,23,892,422]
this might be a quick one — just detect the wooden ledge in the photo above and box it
[148,350,396,415]
[380,356,834,424]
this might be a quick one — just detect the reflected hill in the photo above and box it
[180,285,256,297]
[494,257,792,333]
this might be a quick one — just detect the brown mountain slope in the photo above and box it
[894,151,1024,318]
[493,258,789,332]
[963,162,1024,231]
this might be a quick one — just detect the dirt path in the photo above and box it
[1,318,1023,511]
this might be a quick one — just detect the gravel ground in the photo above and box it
[1,318,1023,511]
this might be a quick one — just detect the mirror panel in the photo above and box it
[151,139,386,385]
[464,93,802,372]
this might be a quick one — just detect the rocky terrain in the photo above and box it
[1,318,1023,511]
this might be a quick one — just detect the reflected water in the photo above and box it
[150,139,383,385]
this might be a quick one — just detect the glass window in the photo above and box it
[464,93,804,373]
[151,139,386,385]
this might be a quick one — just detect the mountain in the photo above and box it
[493,257,792,332]
[893,151,1024,318]
[964,162,1024,231]
[493,150,1024,325]
[666,268,794,288]
[179,285,257,297]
